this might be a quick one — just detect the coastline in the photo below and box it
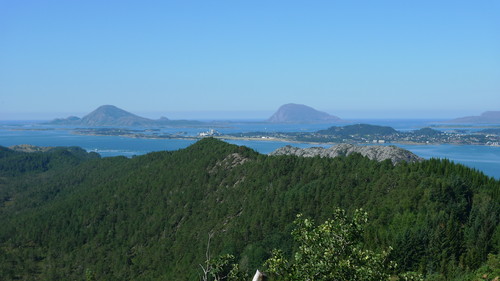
[2,125,499,179]
[71,130,500,147]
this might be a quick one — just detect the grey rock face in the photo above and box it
[209,153,251,174]
[270,144,423,164]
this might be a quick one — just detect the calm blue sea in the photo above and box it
[1,119,499,179]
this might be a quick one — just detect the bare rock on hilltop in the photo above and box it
[270,144,423,165]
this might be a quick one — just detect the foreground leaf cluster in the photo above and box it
[266,209,395,281]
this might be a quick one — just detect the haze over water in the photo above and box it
[1,119,499,180]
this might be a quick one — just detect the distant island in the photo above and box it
[64,123,500,146]
[48,105,206,127]
[267,103,342,123]
[448,111,500,124]
[226,124,500,146]
[43,108,500,146]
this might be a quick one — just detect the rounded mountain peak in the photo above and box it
[268,103,341,123]
[92,105,130,116]
[80,105,154,126]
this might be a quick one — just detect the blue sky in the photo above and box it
[1,0,499,120]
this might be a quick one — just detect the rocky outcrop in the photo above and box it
[209,153,250,174]
[270,144,423,164]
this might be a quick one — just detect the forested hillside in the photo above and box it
[0,138,498,280]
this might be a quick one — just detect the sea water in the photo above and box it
[1,120,499,179]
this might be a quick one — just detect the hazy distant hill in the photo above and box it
[412,127,443,136]
[268,103,342,123]
[448,111,500,124]
[48,105,205,127]
[49,115,82,125]
[317,124,397,136]
[79,105,157,126]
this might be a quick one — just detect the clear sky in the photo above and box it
[1,0,499,120]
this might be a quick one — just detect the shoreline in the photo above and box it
[4,125,499,147]
[71,131,500,147]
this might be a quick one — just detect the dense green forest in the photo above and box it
[0,138,498,280]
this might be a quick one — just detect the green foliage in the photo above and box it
[0,146,99,176]
[265,209,395,281]
[473,253,500,281]
[201,253,249,281]
[398,271,425,281]
[0,138,498,280]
